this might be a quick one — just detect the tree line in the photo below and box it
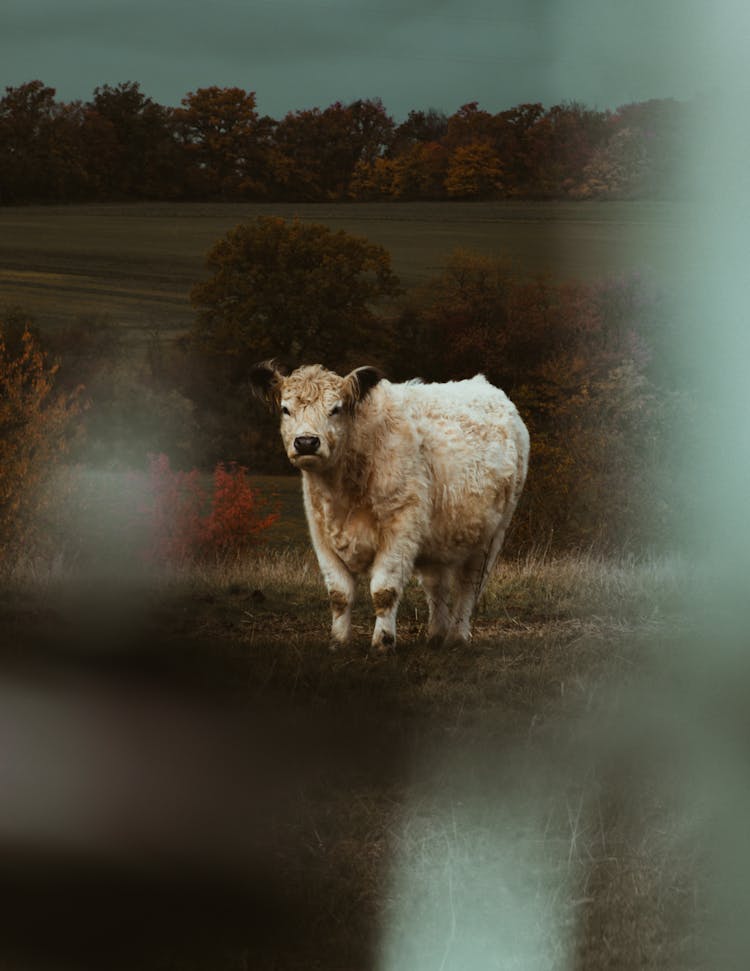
[0,80,690,205]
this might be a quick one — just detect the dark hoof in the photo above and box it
[372,632,396,654]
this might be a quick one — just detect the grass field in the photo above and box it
[0,200,691,335]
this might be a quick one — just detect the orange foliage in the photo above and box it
[134,453,279,564]
[0,321,83,567]
[444,142,504,198]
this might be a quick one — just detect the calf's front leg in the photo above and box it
[305,508,356,650]
[369,535,419,652]
[326,565,356,649]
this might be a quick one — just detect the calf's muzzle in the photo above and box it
[294,435,321,455]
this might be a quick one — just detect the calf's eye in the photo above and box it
[330,404,342,416]
[281,405,290,416]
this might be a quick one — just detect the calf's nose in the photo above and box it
[294,435,321,455]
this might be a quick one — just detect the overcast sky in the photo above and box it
[1,0,745,119]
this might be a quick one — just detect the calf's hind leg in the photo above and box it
[447,524,508,646]
[417,565,455,648]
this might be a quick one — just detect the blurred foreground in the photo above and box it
[2,550,732,970]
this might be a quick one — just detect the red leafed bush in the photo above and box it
[201,461,280,556]
[137,453,279,563]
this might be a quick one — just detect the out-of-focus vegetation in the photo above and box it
[130,453,280,564]
[0,312,83,570]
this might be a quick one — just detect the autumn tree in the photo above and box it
[352,105,454,199]
[607,99,685,197]
[272,99,394,200]
[444,102,497,149]
[83,81,181,198]
[493,102,547,193]
[411,249,517,379]
[0,81,58,202]
[523,102,610,195]
[272,104,352,199]
[387,141,448,199]
[0,81,88,202]
[177,86,275,199]
[573,127,651,199]
[444,142,504,198]
[346,98,395,164]
[0,313,83,568]
[190,216,402,373]
[391,108,448,153]
[349,156,397,199]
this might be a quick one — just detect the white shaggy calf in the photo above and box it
[250,362,529,652]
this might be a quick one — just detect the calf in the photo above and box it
[250,362,529,652]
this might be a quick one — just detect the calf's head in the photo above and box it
[250,361,383,471]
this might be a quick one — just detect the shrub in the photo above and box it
[201,461,280,557]
[400,254,673,552]
[135,453,279,564]
[514,356,667,551]
[0,321,83,569]
[190,216,402,374]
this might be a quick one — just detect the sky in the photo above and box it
[1,0,745,119]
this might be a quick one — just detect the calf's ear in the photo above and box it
[248,359,288,411]
[343,366,384,411]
